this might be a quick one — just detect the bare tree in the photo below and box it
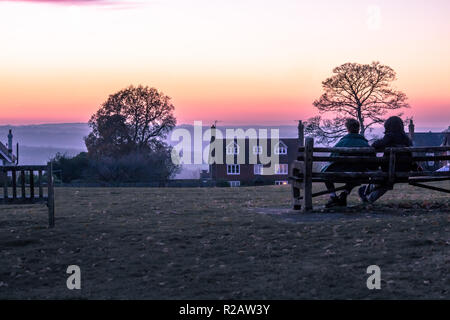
[306,62,409,144]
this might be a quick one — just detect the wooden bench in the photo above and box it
[290,137,450,212]
[0,163,55,227]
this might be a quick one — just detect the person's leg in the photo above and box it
[358,184,371,203]
[327,182,359,193]
[336,183,359,206]
[325,181,337,197]
[324,181,341,207]
[366,185,389,203]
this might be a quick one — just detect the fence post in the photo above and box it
[302,137,314,212]
[29,170,34,199]
[291,121,305,210]
[38,170,43,199]
[388,149,396,189]
[20,170,25,199]
[2,169,7,204]
[12,169,17,200]
[47,162,55,228]
[298,120,304,147]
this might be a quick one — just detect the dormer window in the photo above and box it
[226,142,239,155]
[253,146,263,155]
[274,141,288,155]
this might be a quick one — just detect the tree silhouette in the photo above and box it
[86,85,176,157]
[306,62,409,144]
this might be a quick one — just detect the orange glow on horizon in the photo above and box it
[0,0,449,128]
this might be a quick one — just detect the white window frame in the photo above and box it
[426,153,435,167]
[226,142,239,155]
[275,180,289,185]
[275,163,288,175]
[274,142,288,155]
[227,164,240,175]
[229,181,240,187]
[253,145,263,155]
[254,164,263,175]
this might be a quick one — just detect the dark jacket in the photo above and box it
[321,133,373,172]
[372,117,413,172]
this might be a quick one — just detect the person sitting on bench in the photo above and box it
[322,118,373,208]
[359,116,414,203]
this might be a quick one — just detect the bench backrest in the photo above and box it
[0,162,55,227]
[298,139,450,174]
[295,138,450,184]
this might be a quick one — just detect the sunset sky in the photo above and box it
[0,0,449,128]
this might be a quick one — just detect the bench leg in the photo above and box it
[302,183,313,212]
[292,180,302,210]
[48,199,55,228]
[302,138,313,212]
[290,160,304,210]
[47,162,55,228]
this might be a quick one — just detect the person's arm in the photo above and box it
[330,139,344,158]
[372,134,393,150]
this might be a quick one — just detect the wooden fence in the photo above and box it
[290,137,450,212]
[0,162,55,227]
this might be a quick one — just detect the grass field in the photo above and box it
[0,182,449,299]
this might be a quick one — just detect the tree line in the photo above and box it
[52,85,180,183]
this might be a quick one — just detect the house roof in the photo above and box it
[413,132,445,147]
[0,141,14,163]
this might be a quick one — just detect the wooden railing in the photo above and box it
[0,162,55,227]
[290,138,450,212]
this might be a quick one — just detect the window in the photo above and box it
[426,153,435,167]
[274,142,287,155]
[226,142,239,155]
[253,145,263,155]
[229,181,240,187]
[275,163,288,175]
[275,180,289,186]
[227,164,240,175]
[254,164,263,175]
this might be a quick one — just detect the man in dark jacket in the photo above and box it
[322,118,373,208]
[359,116,413,203]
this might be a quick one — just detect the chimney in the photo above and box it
[298,120,304,147]
[408,119,415,143]
[7,129,13,154]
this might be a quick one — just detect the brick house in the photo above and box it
[208,122,303,187]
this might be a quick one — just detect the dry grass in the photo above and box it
[0,182,449,299]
